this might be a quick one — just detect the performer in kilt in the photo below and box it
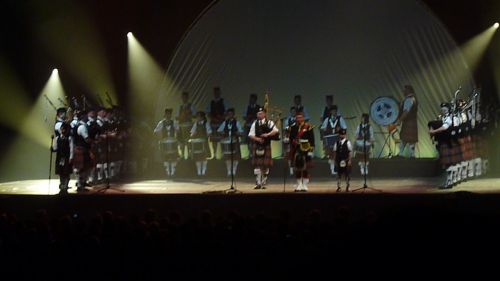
[154,108,180,177]
[248,107,279,189]
[457,99,475,180]
[396,85,418,158]
[218,108,244,176]
[429,102,459,188]
[71,110,92,192]
[54,107,67,137]
[95,107,109,182]
[190,111,212,176]
[86,107,99,185]
[332,129,353,192]
[320,105,347,175]
[354,113,374,176]
[242,94,260,158]
[52,115,72,194]
[208,86,227,159]
[288,112,315,192]
[177,92,196,159]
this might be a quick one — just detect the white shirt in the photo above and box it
[441,115,453,130]
[154,119,179,134]
[402,96,415,112]
[320,115,347,131]
[248,119,278,137]
[332,138,352,152]
[77,122,89,139]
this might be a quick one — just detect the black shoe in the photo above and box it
[76,187,90,193]
[336,187,341,192]
[254,185,262,190]
[261,185,267,190]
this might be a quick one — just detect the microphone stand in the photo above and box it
[225,122,241,194]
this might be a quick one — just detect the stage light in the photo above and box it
[32,0,117,105]
[127,32,173,116]
[0,69,67,182]
[494,22,499,29]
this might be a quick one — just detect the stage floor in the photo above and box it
[1,177,499,195]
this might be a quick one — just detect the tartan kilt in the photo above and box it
[163,151,179,162]
[72,146,92,171]
[221,141,241,160]
[289,148,313,170]
[95,141,107,163]
[251,143,273,168]
[438,142,462,166]
[335,162,351,175]
[458,136,474,160]
[191,141,210,161]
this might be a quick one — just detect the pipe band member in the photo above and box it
[190,111,212,176]
[154,108,180,177]
[177,91,196,159]
[320,105,347,175]
[354,113,374,176]
[429,102,460,189]
[332,128,352,192]
[289,112,315,192]
[248,107,279,189]
[218,108,244,176]
[207,86,227,159]
[397,85,419,158]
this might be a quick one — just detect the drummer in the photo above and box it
[218,108,244,176]
[154,108,180,177]
[190,111,212,176]
[320,105,347,175]
[177,91,196,159]
[354,113,374,176]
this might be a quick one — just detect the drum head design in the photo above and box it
[370,96,400,126]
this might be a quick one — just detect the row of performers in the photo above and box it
[155,105,374,192]
[163,90,334,159]
[51,106,130,193]
[429,101,490,189]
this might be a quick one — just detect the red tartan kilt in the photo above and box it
[72,146,92,171]
[289,148,313,169]
[458,136,474,160]
[438,142,462,166]
[251,144,273,168]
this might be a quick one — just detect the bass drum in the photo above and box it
[370,96,400,126]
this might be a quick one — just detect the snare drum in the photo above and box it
[323,134,338,148]
[354,139,372,157]
[159,138,178,154]
[189,138,206,155]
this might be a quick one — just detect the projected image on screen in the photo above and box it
[156,0,474,158]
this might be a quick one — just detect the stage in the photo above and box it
[0,177,499,195]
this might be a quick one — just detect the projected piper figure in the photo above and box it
[396,85,419,158]
[154,108,180,177]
